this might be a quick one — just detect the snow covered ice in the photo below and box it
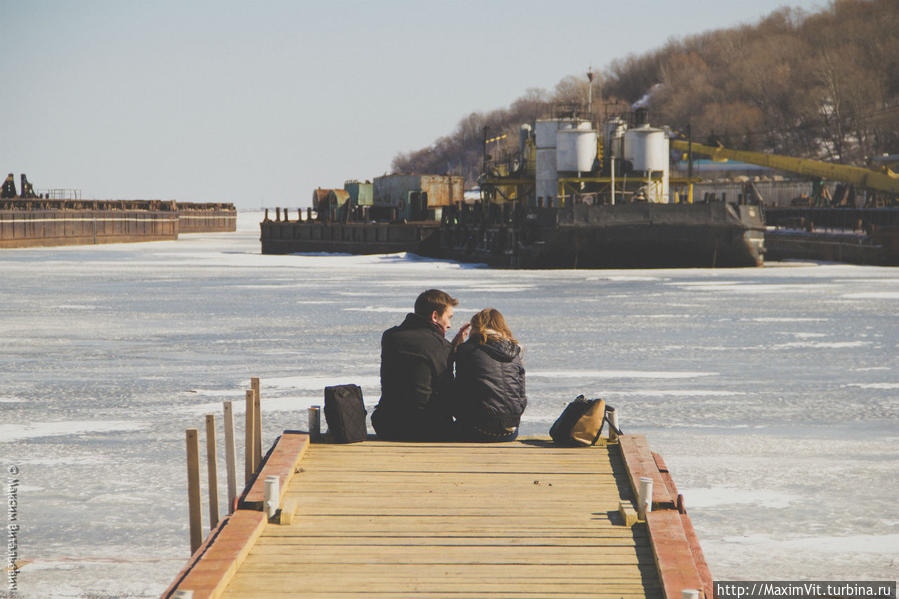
[0,212,897,597]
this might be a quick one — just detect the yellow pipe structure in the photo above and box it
[671,140,899,196]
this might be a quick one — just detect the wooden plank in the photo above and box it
[251,380,262,469]
[225,590,659,599]
[258,531,645,542]
[261,523,646,537]
[241,432,309,510]
[232,564,660,583]
[654,450,681,499]
[223,401,238,513]
[205,414,220,528]
[645,510,705,599]
[169,510,267,599]
[618,435,674,509]
[244,390,255,483]
[679,509,714,599]
[185,428,203,554]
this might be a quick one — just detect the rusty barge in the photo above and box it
[1,174,236,248]
[764,206,899,266]
[259,113,764,268]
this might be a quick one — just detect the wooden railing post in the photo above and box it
[245,390,255,483]
[251,377,262,468]
[205,414,220,528]
[223,401,237,513]
[308,406,321,442]
[185,428,202,554]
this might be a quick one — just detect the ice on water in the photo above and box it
[0,212,897,597]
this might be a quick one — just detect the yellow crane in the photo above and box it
[671,139,899,196]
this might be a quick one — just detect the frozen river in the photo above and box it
[1,212,897,597]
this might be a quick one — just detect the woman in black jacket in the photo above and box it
[453,308,526,442]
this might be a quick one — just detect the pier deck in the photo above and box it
[165,435,711,599]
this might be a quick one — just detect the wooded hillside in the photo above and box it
[392,0,898,187]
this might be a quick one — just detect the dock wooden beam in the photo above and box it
[184,429,202,554]
[243,390,255,483]
[222,401,237,513]
[251,378,262,469]
[204,414,220,528]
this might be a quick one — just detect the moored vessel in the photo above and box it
[261,110,765,268]
[0,173,237,248]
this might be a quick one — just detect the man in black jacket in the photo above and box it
[371,289,469,441]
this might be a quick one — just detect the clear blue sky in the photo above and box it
[3,0,824,209]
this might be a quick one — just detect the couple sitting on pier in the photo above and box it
[371,289,527,442]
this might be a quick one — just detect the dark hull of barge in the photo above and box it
[0,199,236,249]
[261,200,765,268]
[764,207,899,266]
[260,221,442,255]
[442,201,765,268]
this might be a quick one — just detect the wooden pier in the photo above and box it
[163,432,711,599]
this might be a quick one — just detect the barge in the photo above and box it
[670,140,899,266]
[441,201,763,268]
[260,112,765,268]
[764,206,899,265]
[0,175,237,248]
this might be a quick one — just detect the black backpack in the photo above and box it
[324,384,368,443]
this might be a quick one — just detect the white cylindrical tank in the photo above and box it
[556,129,597,172]
[624,126,668,172]
[624,125,670,203]
[535,118,582,148]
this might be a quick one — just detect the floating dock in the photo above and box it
[162,433,711,599]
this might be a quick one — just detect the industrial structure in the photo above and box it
[672,140,899,265]
[262,108,765,268]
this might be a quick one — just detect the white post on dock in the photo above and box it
[682,590,701,599]
[245,389,256,483]
[223,401,237,513]
[205,414,220,528]
[264,475,280,520]
[251,377,262,469]
[308,406,321,442]
[638,476,653,520]
[608,406,619,442]
[185,429,202,554]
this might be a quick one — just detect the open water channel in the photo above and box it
[0,212,897,597]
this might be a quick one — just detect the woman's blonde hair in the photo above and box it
[469,308,517,345]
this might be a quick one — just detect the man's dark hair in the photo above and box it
[414,289,458,317]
